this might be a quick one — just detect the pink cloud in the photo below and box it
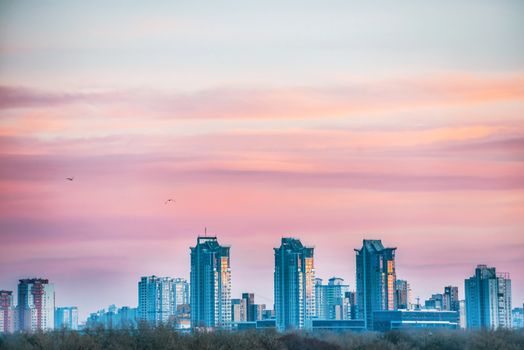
[1,73,523,121]
[1,74,523,319]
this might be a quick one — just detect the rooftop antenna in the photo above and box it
[204,227,207,237]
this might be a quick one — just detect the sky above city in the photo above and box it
[1,0,523,321]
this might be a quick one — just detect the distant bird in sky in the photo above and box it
[66,177,74,181]
[165,199,176,204]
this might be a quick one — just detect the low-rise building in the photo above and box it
[373,310,459,331]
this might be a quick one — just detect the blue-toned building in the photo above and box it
[138,276,176,325]
[512,307,523,329]
[443,286,460,311]
[465,265,512,329]
[55,306,78,330]
[373,310,459,331]
[315,277,350,320]
[86,305,138,329]
[235,319,277,330]
[425,294,444,310]
[355,240,397,330]
[308,319,365,332]
[274,237,316,331]
[190,236,231,329]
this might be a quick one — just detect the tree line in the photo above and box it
[1,325,523,350]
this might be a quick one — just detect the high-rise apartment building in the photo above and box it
[17,278,55,331]
[86,305,138,329]
[242,293,255,321]
[0,290,15,334]
[315,277,350,320]
[231,293,265,323]
[497,273,512,328]
[274,237,315,330]
[465,265,512,329]
[231,298,245,323]
[138,276,176,325]
[344,291,357,320]
[443,286,459,311]
[355,240,396,329]
[395,280,411,310]
[190,236,231,329]
[55,306,79,330]
[253,304,266,321]
[173,278,190,307]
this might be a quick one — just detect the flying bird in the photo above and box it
[66,177,74,181]
[165,199,176,204]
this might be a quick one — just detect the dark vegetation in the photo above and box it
[1,326,524,350]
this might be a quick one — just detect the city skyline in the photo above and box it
[0,235,520,324]
[1,0,524,324]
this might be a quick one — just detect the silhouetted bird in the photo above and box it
[165,199,176,204]
[66,177,74,181]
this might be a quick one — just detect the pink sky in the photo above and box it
[1,1,523,321]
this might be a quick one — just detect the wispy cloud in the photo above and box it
[1,74,523,120]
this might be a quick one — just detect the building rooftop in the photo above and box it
[355,239,396,253]
[18,278,50,284]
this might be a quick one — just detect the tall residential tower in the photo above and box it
[274,237,316,330]
[17,278,55,332]
[465,265,512,329]
[355,240,397,329]
[190,236,231,329]
[0,291,15,334]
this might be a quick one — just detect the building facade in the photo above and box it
[242,293,255,322]
[55,306,78,330]
[173,278,190,307]
[373,310,459,331]
[512,306,523,329]
[86,305,138,329]
[344,291,357,320]
[190,236,231,329]
[274,237,316,330]
[425,293,444,310]
[0,290,15,334]
[465,265,512,329]
[459,300,466,329]
[355,240,397,329]
[443,286,460,311]
[138,276,176,325]
[231,298,245,323]
[17,278,55,332]
[395,280,411,310]
[315,277,350,320]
